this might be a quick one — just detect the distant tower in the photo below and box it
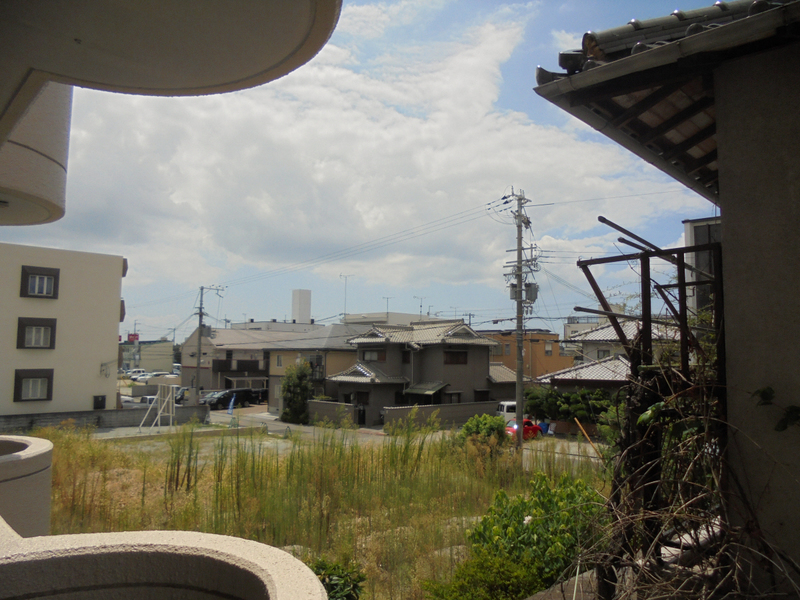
[292,289,311,323]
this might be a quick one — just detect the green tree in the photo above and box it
[280,362,313,424]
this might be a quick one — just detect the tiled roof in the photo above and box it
[348,320,497,347]
[567,320,679,343]
[536,355,630,384]
[535,1,800,204]
[488,362,532,384]
[327,362,408,384]
[202,324,371,351]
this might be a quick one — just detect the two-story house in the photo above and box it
[1,242,126,417]
[326,320,498,425]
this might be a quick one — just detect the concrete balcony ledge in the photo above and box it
[0,434,326,599]
[0,520,326,600]
[0,434,53,537]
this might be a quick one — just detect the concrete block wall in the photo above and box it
[0,406,208,434]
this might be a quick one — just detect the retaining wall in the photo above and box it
[0,406,208,434]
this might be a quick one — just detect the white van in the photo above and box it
[496,401,516,420]
[127,368,145,379]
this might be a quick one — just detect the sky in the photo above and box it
[1,0,721,344]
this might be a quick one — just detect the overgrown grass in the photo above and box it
[34,422,603,600]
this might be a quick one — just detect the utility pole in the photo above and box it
[514,191,527,448]
[340,274,354,318]
[414,296,425,318]
[382,296,393,322]
[464,313,475,327]
[502,188,540,448]
[192,285,224,404]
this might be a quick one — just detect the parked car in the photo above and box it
[127,369,145,379]
[174,387,189,404]
[133,372,154,382]
[496,400,516,419]
[505,418,542,440]
[201,388,258,410]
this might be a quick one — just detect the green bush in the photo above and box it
[307,557,366,600]
[425,472,606,600]
[458,414,507,444]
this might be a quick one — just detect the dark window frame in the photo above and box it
[16,317,57,349]
[20,266,60,299]
[444,350,468,365]
[14,369,54,402]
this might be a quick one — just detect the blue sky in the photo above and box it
[1,0,719,343]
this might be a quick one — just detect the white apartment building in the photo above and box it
[1,242,126,415]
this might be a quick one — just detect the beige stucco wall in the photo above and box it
[715,41,800,578]
[0,83,72,225]
[484,331,573,378]
[325,349,358,377]
[1,243,124,414]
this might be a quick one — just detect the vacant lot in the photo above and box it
[35,422,601,600]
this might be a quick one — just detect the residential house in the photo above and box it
[180,324,369,413]
[1,242,126,416]
[535,0,800,589]
[488,362,532,401]
[480,328,573,379]
[566,320,679,364]
[535,355,630,395]
[327,320,498,425]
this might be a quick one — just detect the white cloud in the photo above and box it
[551,29,582,51]
[0,2,713,334]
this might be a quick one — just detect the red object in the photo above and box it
[128,333,139,342]
[505,418,542,440]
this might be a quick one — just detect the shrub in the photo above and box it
[525,386,613,424]
[426,472,606,600]
[307,557,366,600]
[458,414,507,444]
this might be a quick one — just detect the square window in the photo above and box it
[363,349,386,362]
[20,266,60,299]
[17,318,57,349]
[14,369,54,402]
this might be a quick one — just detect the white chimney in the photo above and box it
[292,289,311,324]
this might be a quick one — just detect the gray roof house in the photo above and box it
[535,355,630,394]
[326,320,498,426]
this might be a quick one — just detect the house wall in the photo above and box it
[383,401,497,428]
[484,331,573,378]
[418,346,491,402]
[715,41,800,577]
[1,243,124,415]
[124,341,173,373]
[334,383,400,426]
